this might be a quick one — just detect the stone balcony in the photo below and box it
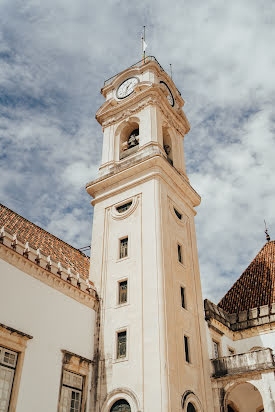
[211,348,275,378]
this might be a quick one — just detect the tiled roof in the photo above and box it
[0,203,90,278]
[218,241,275,314]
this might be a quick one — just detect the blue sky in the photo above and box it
[0,0,274,303]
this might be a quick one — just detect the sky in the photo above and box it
[0,0,274,303]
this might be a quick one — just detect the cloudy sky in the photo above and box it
[1,0,274,303]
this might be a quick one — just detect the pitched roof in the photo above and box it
[0,203,90,278]
[218,241,275,314]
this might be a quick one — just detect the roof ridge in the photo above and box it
[0,203,89,258]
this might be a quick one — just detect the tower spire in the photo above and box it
[264,220,271,242]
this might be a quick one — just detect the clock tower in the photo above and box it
[86,57,214,412]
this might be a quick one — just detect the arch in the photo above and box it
[227,400,239,412]
[224,381,264,412]
[181,391,202,412]
[162,126,173,165]
[102,387,140,412]
[115,117,140,160]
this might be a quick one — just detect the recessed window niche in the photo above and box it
[163,126,173,165]
[174,207,182,220]
[116,201,132,213]
[119,121,139,160]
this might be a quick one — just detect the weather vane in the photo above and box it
[141,26,147,63]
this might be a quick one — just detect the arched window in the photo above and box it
[162,126,173,165]
[119,122,139,159]
[187,402,196,412]
[110,399,131,412]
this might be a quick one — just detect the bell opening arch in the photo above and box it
[114,117,140,161]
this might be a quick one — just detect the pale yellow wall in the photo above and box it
[88,60,213,412]
[0,257,95,412]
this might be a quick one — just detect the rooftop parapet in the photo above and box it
[0,226,98,310]
[204,299,275,331]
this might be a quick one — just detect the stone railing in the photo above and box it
[0,226,97,300]
[211,348,275,378]
[104,56,164,87]
[204,299,275,331]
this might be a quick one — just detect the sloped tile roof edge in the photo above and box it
[0,203,90,279]
[218,241,275,314]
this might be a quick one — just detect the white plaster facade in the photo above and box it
[86,58,214,412]
[0,235,97,412]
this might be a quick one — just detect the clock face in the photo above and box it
[160,81,174,107]
[117,77,139,99]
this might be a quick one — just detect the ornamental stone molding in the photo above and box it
[98,88,190,137]
[181,390,203,412]
[168,196,189,226]
[87,155,200,211]
[110,195,140,221]
[101,387,141,412]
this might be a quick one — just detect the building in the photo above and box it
[205,240,275,411]
[0,57,274,412]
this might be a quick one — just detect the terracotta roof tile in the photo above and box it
[0,203,90,278]
[218,241,275,313]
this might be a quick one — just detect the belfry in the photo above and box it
[86,56,214,411]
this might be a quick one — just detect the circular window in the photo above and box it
[111,399,131,412]
[187,402,196,412]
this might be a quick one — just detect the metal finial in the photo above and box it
[264,220,271,242]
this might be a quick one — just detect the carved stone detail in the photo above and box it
[100,93,188,136]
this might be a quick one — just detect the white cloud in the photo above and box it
[0,0,274,303]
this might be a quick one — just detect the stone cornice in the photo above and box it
[96,86,190,137]
[0,238,98,311]
[0,323,33,341]
[86,152,200,210]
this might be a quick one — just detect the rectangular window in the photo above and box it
[213,341,220,359]
[59,370,83,412]
[0,346,18,412]
[177,244,182,263]
[184,335,190,363]
[117,331,127,359]
[119,237,128,259]
[118,280,128,305]
[181,287,185,309]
